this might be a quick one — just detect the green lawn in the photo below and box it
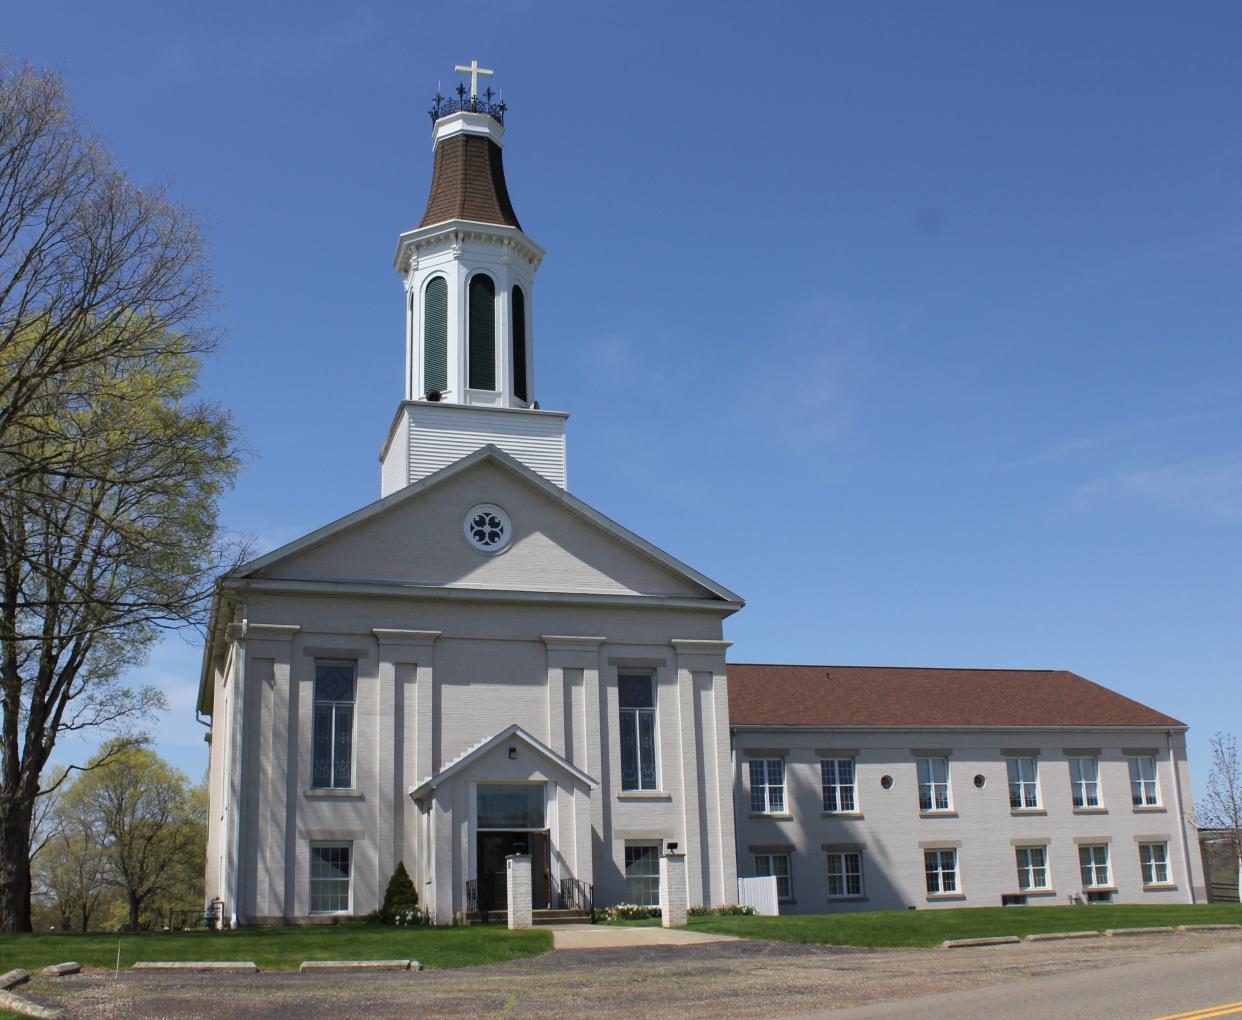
[685,903,1242,948]
[0,924,551,973]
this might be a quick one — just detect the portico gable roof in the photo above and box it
[408,723,598,801]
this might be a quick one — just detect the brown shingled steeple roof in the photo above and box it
[418,128,521,230]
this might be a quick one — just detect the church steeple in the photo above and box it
[380,64,567,496]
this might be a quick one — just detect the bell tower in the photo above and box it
[380,63,568,496]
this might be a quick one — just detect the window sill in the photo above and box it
[1016,888,1058,897]
[1009,808,1047,816]
[919,811,958,818]
[827,895,868,902]
[751,812,794,820]
[1142,883,1178,891]
[303,789,364,800]
[1073,806,1109,814]
[926,893,966,901]
[822,811,864,819]
[1083,886,1118,894]
[1132,805,1166,813]
[618,790,671,801]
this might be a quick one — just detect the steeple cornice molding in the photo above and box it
[395,220,544,275]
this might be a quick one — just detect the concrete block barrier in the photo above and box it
[40,963,81,977]
[132,961,259,972]
[298,960,411,972]
[1103,927,1175,937]
[940,936,1022,949]
[0,986,64,1019]
[1023,931,1104,942]
[1176,924,1242,933]
[0,970,29,989]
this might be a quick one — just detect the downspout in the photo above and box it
[1167,728,1195,902]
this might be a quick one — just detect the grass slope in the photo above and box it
[688,903,1242,948]
[0,924,551,973]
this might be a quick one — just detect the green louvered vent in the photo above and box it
[468,274,496,390]
[423,276,448,394]
[512,286,528,402]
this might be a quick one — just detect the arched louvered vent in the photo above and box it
[468,274,496,390]
[512,286,528,403]
[423,276,448,395]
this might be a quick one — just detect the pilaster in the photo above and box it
[373,628,439,890]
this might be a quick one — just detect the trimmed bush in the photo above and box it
[378,861,423,926]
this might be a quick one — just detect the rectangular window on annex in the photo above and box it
[1079,844,1111,888]
[755,853,792,900]
[1139,842,1170,886]
[924,848,958,895]
[826,850,863,898]
[1015,846,1049,890]
[1007,757,1039,809]
[310,843,351,913]
[917,757,951,812]
[619,673,657,791]
[1069,757,1101,808]
[1129,755,1159,807]
[820,758,857,813]
[311,662,355,789]
[624,842,661,906]
[749,758,785,814]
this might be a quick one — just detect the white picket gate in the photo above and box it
[737,875,779,915]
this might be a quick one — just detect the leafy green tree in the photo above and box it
[62,743,204,930]
[0,58,236,932]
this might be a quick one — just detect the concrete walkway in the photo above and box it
[545,923,740,949]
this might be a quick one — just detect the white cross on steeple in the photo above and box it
[454,59,494,99]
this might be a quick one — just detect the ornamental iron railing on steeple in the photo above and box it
[429,84,506,125]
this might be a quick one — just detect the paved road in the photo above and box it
[792,942,1242,1020]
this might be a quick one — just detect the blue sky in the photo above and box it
[9,1,1241,800]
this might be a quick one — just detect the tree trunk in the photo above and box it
[0,800,34,932]
[127,890,140,931]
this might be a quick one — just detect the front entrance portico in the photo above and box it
[409,724,598,924]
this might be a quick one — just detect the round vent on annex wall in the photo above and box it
[463,503,512,554]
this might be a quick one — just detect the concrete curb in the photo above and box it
[1104,926,1176,937]
[1023,931,1104,942]
[298,960,411,972]
[940,936,1022,949]
[132,961,259,972]
[1176,924,1242,933]
[0,986,64,1019]
[0,969,29,990]
[40,963,81,977]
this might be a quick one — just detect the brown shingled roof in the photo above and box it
[418,134,521,230]
[726,664,1184,729]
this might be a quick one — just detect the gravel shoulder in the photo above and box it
[22,930,1242,1020]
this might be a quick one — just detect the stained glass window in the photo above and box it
[312,663,354,789]
[619,673,657,791]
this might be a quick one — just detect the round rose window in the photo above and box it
[463,503,512,553]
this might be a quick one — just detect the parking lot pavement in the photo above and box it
[25,930,1242,1020]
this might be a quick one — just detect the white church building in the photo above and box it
[200,66,1205,926]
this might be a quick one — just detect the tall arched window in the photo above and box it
[512,286,528,403]
[468,274,496,390]
[423,277,447,395]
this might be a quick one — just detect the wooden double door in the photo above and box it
[477,830,551,912]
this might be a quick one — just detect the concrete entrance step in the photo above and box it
[467,908,592,926]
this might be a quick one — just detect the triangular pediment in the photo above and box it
[235,447,740,604]
[409,724,597,800]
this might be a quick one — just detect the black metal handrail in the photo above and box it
[558,876,593,914]
[429,86,506,125]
